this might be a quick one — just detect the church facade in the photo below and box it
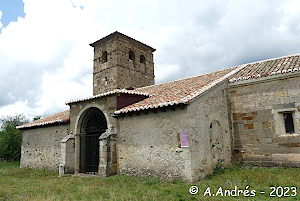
[17,32,300,182]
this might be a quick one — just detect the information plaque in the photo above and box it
[179,131,189,147]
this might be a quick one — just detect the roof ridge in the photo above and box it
[182,64,246,102]
[138,53,300,91]
[16,110,70,129]
[229,53,300,83]
[66,89,150,105]
[243,53,300,65]
[115,64,247,115]
[137,65,243,91]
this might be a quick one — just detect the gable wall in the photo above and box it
[117,81,231,182]
[188,81,231,181]
[228,75,300,167]
[20,124,69,171]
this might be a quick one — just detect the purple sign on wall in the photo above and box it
[180,132,189,147]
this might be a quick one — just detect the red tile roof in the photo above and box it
[18,53,300,128]
[229,53,300,83]
[16,110,70,129]
[65,89,150,105]
[114,65,245,114]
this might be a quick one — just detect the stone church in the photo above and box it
[17,31,300,182]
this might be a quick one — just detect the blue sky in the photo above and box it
[1,0,300,120]
[0,0,25,31]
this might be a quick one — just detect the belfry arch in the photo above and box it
[78,107,108,173]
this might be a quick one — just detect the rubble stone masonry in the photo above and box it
[92,33,155,95]
[20,124,69,171]
[117,82,231,182]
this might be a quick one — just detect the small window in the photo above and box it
[140,55,145,64]
[102,51,108,63]
[284,112,295,134]
[129,50,135,60]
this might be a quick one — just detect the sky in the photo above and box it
[1,0,300,121]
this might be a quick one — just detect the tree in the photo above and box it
[0,125,22,160]
[0,113,29,130]
[0,114,29,160]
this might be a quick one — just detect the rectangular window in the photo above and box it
[274,107,298,136]
[284,112,295,134]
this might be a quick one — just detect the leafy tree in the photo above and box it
[0,113,29,130]
[0,125,22,160]
[0,114,29,160]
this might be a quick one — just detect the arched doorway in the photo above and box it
[79,107,107,173]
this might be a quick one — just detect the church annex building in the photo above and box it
[17,32,300,182]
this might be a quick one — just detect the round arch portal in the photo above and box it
[80,107,108,134]
[79,107,108,173]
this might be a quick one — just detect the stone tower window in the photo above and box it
[102,51,108,63]
[129,50,135,60]
[140,55,145,64]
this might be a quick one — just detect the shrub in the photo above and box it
[0,125,22,161]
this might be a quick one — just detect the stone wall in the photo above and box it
[92,34,155,95]
[117,107,193,182]
[117,82,231,182]
[228,74,300,167]
[20,124,69,171]
[60,134,75,174]
[68,95,118,174]
[69,96,117,134]
[190,82,231,180]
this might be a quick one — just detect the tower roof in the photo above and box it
[89,31,156,52]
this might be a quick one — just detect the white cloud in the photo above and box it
[155,63,181,84]
[1,0,300,118]
[0,100,40,120]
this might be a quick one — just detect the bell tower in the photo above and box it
[89,31,156,95]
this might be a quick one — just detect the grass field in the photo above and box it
[0,161,300,200]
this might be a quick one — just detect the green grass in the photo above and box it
[0,161,300,200]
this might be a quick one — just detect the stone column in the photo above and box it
[74,132,80,173]
[98,138,108,177]
[59,133,75,176]
[98,127,117,177]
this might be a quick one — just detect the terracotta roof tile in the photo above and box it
[65,89,150,105]
[229,53,300,83]
[114,65,244,114]
[16,110,70,129]
[20,53,300,127]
